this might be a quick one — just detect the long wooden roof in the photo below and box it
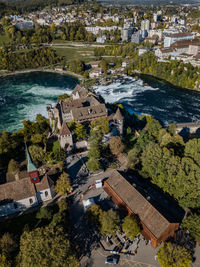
[105,170,173,239]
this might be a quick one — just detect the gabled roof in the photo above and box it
[105,170,173,239]
[61,99,83,113]
[26,145,37,173]
[113,108,123,121]
[35,174,54,192]
[60,122,71,136]
[72,104,107,122]
[71,85,89,98]
[0,178,35,203]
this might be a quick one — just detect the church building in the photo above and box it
[0,147,55,217]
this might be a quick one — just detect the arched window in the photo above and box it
[45,191,48,197]
[29,198,33,204]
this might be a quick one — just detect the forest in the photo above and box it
[0,0,85,15]
[0,47,61,71]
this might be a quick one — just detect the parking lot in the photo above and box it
[86,245,158,267]
[66,157,200,267]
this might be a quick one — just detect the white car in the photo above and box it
[95,180,102,188]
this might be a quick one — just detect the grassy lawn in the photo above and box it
[0,34,10,45]
[53,45,95,61]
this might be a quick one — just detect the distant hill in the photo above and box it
[0,0,84,14]
[98,0,200,4]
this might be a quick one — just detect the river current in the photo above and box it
[94,75,200,125]
[0,71,78,132]
[1,71,200,132]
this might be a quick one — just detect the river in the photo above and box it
[94,75,200,125]
[1,71,200,132]
[0,71,78,132]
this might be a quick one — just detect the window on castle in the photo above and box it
[29,198,33,204]
[45,191,48,197]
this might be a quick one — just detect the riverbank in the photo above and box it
[0,68,83,80]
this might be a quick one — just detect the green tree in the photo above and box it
[127,146,141,169]
[86,203,103,226]
[184,139,200,166]
[7,159,19,174]
[54,172,72,195]
[109,136,124,156]
[57,94,71,103]
[157,242,192,267]
[19,226,78,267]
[90,117,109,135]
[182,213,200,242]
[168,123,177,136]
[122,216,140,241]
[99,59,108,73]
[31,134,43,144]
[0,254,11,267]
[74,122,87,140]
[86,158,100,172]
[145,116,162,140]
[100,209,120,235]
[29,145,44,166]
[0,233,17,257]
[36,207,53,221]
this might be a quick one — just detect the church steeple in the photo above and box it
[26,145,40,184]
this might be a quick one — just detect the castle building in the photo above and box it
[0,147,55,217]
[47,85,108,128]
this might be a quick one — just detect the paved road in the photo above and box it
[67,158,200,267]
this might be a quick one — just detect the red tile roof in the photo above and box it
[60,122,71,136]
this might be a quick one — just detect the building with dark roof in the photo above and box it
[71,85,89,100]
[104,170,182,248]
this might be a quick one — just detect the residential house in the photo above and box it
[89,67,103,78]
[96,35,107,43]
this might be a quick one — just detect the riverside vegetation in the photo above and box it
[94,44,200,91]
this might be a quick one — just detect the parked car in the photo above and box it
[110,246,119,254]
[105,255,120,264]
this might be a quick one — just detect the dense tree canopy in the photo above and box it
[100,210,120,235]
[19,226,78,267]
[109,136,124,156]
[157,242,192,267]
[90,117,109,135]
[54,172,72,195]
[182,213,200,242]
[122,216,140,241]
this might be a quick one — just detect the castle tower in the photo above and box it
[59,122,73,150]
[26,145,40,184]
